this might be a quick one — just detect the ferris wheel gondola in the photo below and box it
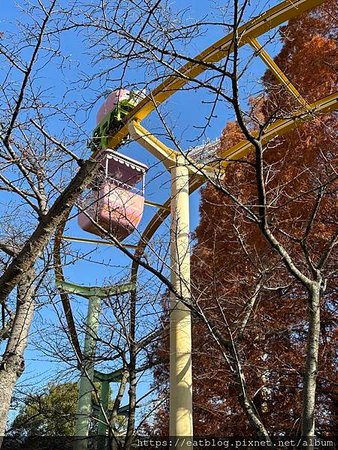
[78,149,148,240]
[79,89,148,240]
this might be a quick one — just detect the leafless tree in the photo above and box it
[0,0,336,447]
[0,0,101,436]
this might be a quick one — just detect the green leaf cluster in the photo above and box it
[11,382,78,437]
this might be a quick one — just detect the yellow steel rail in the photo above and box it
[128,121,177,169]
[218,92,337,166]
[99,0,325,152]
[128,120,227,177]
[86,0,336,254]
[88,0,338,255]
[135,92,338,251]
[248,37,310,108]
[87,0,337,254]
[127,0,324,121]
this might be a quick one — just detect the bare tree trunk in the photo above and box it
[110,369,128,449]
[199,311,271,440]
[227,335,271,440]
[0,158,98,306]
[124,289,137,450]
[0,268,36,438]
[301,282,321,442]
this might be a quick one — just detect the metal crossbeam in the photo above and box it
[217,92,337,167]
[57,280,135,299]
[248,37,310,108]
[128,121,177,169]
[94,368,124,383]
[134,92,338,252]
[129,121,225,179]
[62,235,139,249]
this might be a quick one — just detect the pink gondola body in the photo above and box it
[78,183,145,240]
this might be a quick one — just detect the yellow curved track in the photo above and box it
[104,0,329,150]
[133,92,337,260]
[89,0,337,274]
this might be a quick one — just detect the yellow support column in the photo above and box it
[170,154,193,446]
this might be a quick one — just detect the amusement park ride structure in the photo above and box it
[56,0,337,448]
